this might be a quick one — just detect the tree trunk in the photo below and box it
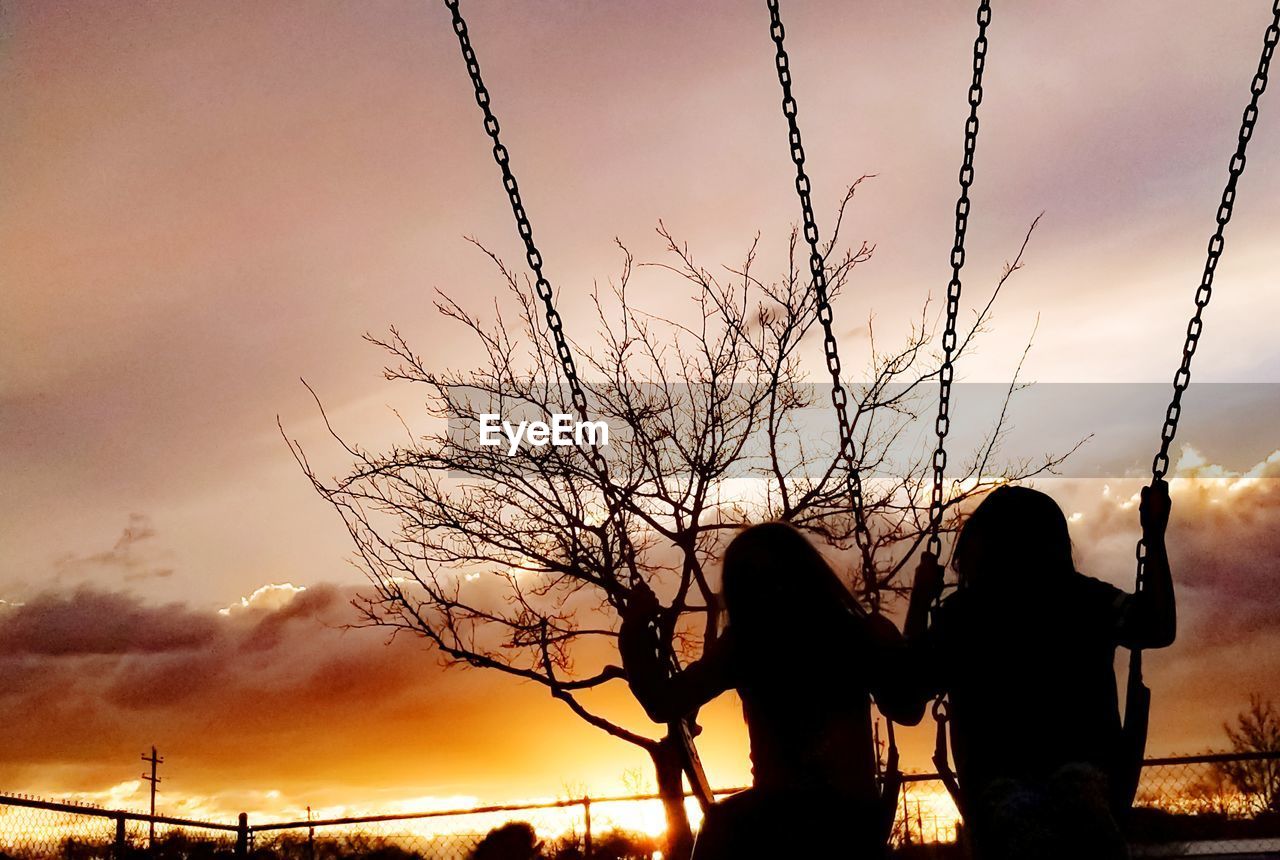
[651,732,695,860]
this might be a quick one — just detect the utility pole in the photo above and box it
[141,746,163,847]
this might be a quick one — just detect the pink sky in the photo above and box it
[2,0,1279,817]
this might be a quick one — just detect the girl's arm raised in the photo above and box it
[618,586,733,724]
[905,553,944,641]
[1123,479,1177,649]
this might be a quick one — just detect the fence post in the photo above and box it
[113,814,127,859]
[899,790,910,846]
[236,812,249,857]
[306,804,315,860]
[582,796,592,859]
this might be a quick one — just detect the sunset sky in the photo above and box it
[2,0,1279,825]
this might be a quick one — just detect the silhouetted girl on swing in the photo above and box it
[907,482,1176,860]
[620,522,924,859]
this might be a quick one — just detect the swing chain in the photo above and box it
[766,0,877,602]
[927,2,993,561]
[1138,0,1280,586]
[443,0,640,585]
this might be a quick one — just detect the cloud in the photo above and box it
[52,514,175,583]
[1041,446,1280,749]
[0,588,216,656]
[0,577,632,816]
[113,514,157,550]
[0,582,382,726]
[219,582,308,616]
[1059,446,1280,644]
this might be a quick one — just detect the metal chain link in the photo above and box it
[440,5,721,808]
[1136,0,1280,590]
[763,3,907,816]
[442,0,640,584]
[766,0,878,604]
[443,2,719,809]
[927,1,992,561]
[924,8,992,812]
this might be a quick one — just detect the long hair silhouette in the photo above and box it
[952,485,1075,590]
[720,522,854,681]
[723,523,847,626]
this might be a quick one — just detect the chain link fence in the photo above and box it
[0,799,120,859]
[1129,753,1280,857]
[0,795,241,859]
[3,752,1276,859]
[895,775,963,848]
[250,800,595,860]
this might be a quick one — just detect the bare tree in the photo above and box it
[284,181,1067,856]
[1218,695,1280,815]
